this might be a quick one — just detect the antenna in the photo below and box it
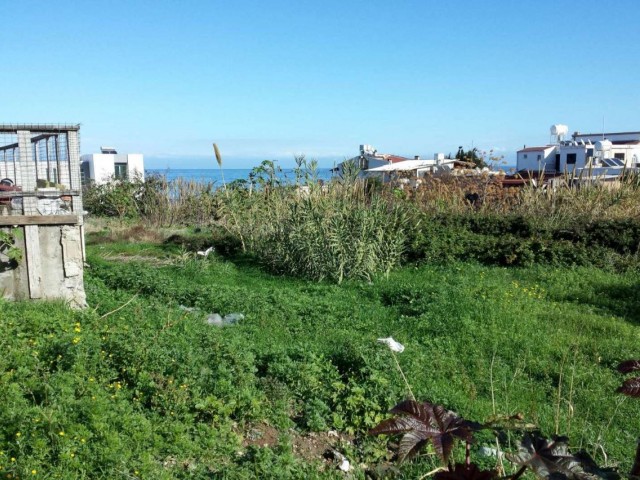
[602,115,605,140]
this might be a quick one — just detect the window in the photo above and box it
[81,162,91,185]
[614,153,625,161]
[566,153,577,165]
[114,163,128,180]
[523,154,528,159]
[537,154,542,161]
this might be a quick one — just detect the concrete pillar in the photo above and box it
[17,130,37,216]
[67,130,83,215]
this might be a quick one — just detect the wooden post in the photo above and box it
[24,225,42,299]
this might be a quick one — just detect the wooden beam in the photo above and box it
[0,215,79,226]
[24,225,42,299]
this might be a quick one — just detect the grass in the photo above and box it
[1,227,640,478]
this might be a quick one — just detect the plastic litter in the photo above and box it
[179,305,196,312]
[478,446,503,459]
[196,246,214,257]
[223,313,244,324]
[206,312,244,327]
[338,458,351,472]
[328,450,351,473]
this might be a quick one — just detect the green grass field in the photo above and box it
[1,234,639,479]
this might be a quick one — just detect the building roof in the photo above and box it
[518,146,553,153]
[367,159,453,172]
[574,131,640,138]
[611,140,640,145]
[385,155,408,163]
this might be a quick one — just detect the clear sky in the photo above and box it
[2,0,639,169]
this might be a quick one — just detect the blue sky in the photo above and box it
[2,0,639,168]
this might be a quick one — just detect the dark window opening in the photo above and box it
[566,153,577,165]
[81,162,90,185]
[114,163,128,179]
[614,153,625,161]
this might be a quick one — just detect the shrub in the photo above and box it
[251,190,409,283]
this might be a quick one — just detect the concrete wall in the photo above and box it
[125,154,145,181]
[0,224,86,308]
[557,146,588,172]
[81,154,115,184]
[607,145,640,167]
[81,153,145,184]
[517,147,555,171]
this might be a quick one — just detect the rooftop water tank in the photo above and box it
[595,140,612,151]
[550,124,569,136]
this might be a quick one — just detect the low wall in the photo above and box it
[0,224,86,308]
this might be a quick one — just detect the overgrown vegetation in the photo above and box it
[83,162,640,282]
[3,163,638,477]
[1,228,640,478]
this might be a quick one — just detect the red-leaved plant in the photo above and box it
[368,400,481,465]
[617,360,640,398]
[369,400,627,480]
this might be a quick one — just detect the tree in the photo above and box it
[456,146,487,169]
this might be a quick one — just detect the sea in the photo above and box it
[146,168,335,186]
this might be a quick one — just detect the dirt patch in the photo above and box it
[100,253,175,266]
[242,424,281,449]
[240,423,354,464]
[292,430,352,463]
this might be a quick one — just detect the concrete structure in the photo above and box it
[80,147,144,184]
[366,154,457,179]
[517,125,640,173]
[334,146,481,183]
[333,145,410,177]
[0,124,86,307]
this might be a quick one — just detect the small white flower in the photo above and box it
[377,337,405,353]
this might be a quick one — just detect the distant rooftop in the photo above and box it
[519,146,553,152]
[573,131,640,138]
[100,146,118,154]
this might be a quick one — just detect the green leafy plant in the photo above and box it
[0,228,23,262]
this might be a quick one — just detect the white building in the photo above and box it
[80,147,144,185]
[517,125,640,173]
[334,146,473,183]
[333,145,410,177]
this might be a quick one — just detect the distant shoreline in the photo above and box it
[146,167,335,184]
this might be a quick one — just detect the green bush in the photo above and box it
[405,212,640,270]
